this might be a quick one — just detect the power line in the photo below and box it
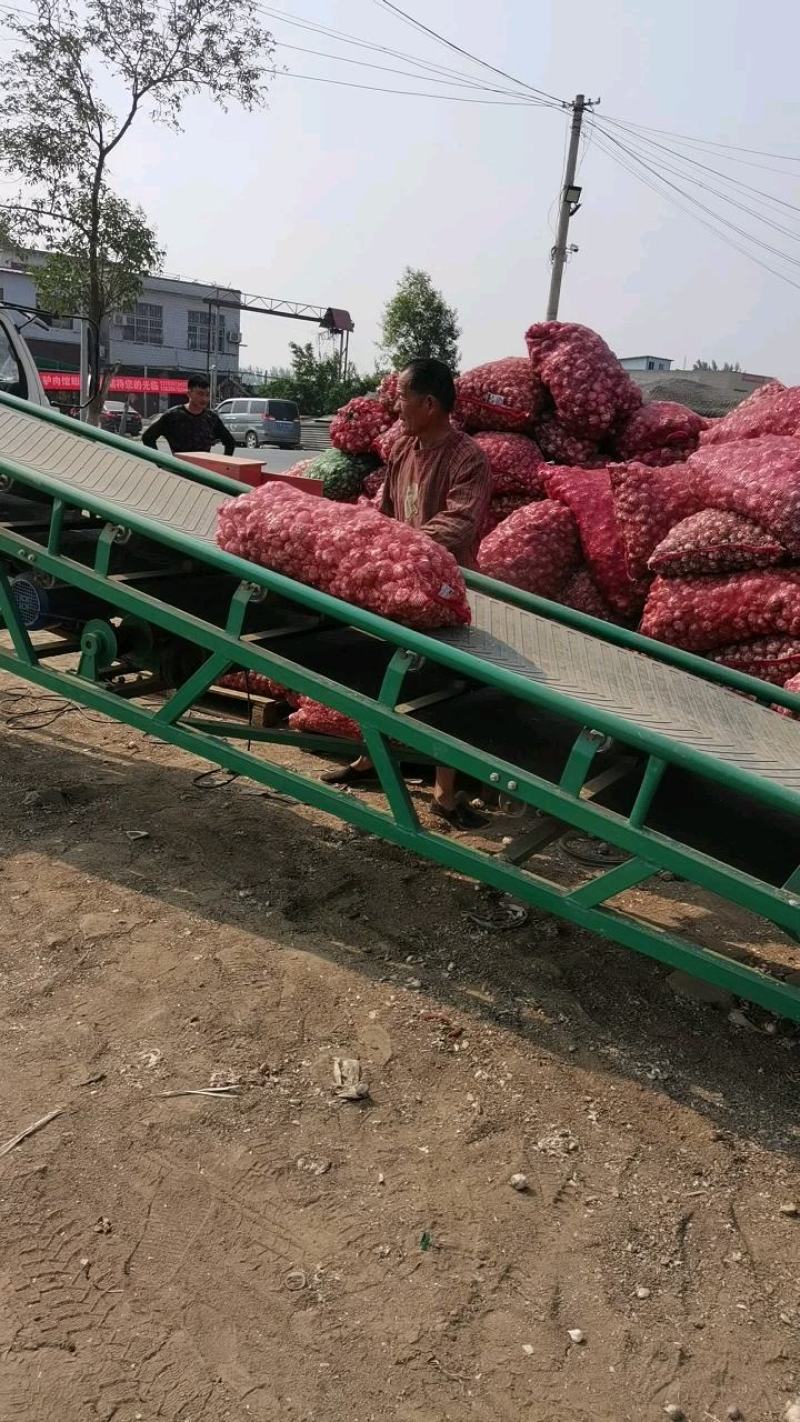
[271,68,544,106]
[596,116,800,217]
[274,40,548,97]
[258,4,548,102]
[591,117,800,245]
[594,125,800,270]
[601,114,800,181]
[591,126,800,294]
[372,0,567,107]
[600,110,800,165]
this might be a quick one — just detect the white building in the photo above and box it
[620,354,673,373]
[0,255,242,413]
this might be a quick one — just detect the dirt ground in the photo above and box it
[0,671,798,1422]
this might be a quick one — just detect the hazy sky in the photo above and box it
[109,0,800,379]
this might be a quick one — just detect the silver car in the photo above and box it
[216,396,301,450]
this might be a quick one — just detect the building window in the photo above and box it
[647,360,654,370]
[121,302,163,345]
[187,308,226,353]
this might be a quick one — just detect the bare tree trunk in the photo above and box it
[86,164,104,426]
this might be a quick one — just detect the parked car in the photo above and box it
[100,401,142,437]
[215,397,301,450]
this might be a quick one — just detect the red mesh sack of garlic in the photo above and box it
[217,482,471,630]
[534,412,601,466]
[330,396,392,455]
[699,382,798,446]
[709,637,800,686]
[525,321,642,437]
[481,493,532,537]
[377,371,400,414]
[639,568,800,653]
[455,357,544,434]
[609,461,703,581]
[785,672,800,694]
[477,500,580,597]
[472,431,545,496]
[361,468,386,501]
[218,670,293,700]
[614,401,707,466]
[687,437,800,556]
[288,697,361,741]
[543,465,644,617]
[648,509,786,578]
[374,417,405,462]
[560,568,618,623]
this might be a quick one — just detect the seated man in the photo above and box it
[324,356,492,830]
[142,374,235,456]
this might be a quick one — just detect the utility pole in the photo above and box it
[546,94,590,321]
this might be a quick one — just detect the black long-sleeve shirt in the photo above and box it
[142,403,236,456]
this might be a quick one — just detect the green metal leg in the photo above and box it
[47,498,65,554]
[560,728,606,796]
[630,756,667,828]
[363,728,419,831]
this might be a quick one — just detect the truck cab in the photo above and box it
[0,307,50,408]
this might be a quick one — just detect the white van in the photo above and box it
[0,308,50,408]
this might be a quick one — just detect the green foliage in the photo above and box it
[0,0,274,410]
[260,342,386,416]
[693,360,742,373]
[380,267,460,372]
[33,191,163,323]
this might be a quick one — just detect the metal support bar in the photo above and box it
[0,530,795,936]
[569,857,656,908]
[0,645,797,1022]
[94,524,122,577]
[363,728,419,831]
[47,498,65,555]
[378,648,416,707]
[503,758,638,864]
[560,727,604,796]
[629,756,667,829]
[156,653,232,726]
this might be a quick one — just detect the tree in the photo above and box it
[381,267,461,372]
[693,359,742,373]
[33,190,163,342]
[0,0,275,416]
[261,342,386,416]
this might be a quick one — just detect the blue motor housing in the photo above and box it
[10,576,105,631]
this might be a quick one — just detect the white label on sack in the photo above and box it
[439,583,454,599]
[487,393,508,407]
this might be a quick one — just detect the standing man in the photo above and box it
[323,357,492,830]
[142,374,236,456]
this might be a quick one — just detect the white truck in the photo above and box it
[0,307,50,408]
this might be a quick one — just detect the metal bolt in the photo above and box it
[489,772,500,784]
[26,551,36,563]
[507,780,518,791]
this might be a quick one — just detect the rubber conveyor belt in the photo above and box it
[1,396,798,796]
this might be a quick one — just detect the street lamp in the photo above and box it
[565,183,582,214]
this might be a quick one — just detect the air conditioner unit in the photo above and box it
[226,331,242,344]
